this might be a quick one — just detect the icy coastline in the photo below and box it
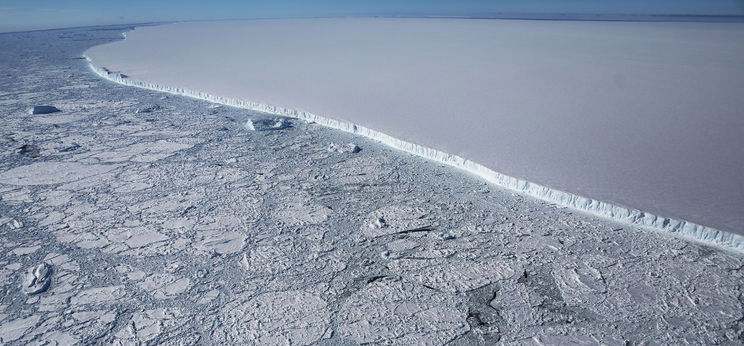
[3,25,744,345]
[85,54,744,252]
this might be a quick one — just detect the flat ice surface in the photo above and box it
[85,19,744,234]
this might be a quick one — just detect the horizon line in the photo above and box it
[3,12,744,34]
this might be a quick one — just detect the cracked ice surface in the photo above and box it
[337,278,469,344]
[84,19,744,240]
[213,291,331,345]
[0,26,743,345]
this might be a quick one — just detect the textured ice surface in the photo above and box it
[213,291,331,345]
[83,19,744,247]
[1,26,743,345]
[0,161,119,185]
[338,278,469,344]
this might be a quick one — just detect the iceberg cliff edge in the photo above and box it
[83,41,744,254]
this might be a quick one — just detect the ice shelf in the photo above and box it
[83,19,744,251]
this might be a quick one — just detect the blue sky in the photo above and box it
[1,0,743,32]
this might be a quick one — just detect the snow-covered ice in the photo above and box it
[84,19,744,241]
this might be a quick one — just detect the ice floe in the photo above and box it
[29,105,60,114]
[245,117,290,131]
[22,263,52,295]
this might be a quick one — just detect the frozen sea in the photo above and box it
[85,18,744,236]
[1,24,744,345]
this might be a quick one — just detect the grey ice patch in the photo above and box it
[91,140,194,163]
[272,197,333,226]
[362,205,432,237]
[71,286,126,306]
[511,334,625,346]
[0,315,41,343]
[10,219,23,229]
[213,290,331,345]
[489,280,567,336]
[389,258,519,293]
[57,143,81,153]
[138,274,191,300]
[372,217,388,229]
[0,161,119,185]
[327,142,361,153]
[22,263,53,295]
[17,144,41,158]
[29,105,60,114]
[195,229,246,255]
[552,262,607,306]
[135,104,161,113]
[241,245,292,275]
[337,277,469,345]
[113,309,184,344]
[245,117,290,131]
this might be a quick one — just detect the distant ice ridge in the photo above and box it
[84,57,744,253]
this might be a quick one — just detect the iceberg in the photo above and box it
[83,19,744,251]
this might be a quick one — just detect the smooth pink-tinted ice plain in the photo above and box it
[86,19,744,234]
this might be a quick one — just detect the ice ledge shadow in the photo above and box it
[83,54,744,254]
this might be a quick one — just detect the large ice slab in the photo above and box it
[84,19,744,242]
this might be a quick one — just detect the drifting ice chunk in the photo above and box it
[362,205,432,238]
[29,106,60,114]
[10,219,24,229]
[371,217,388,229]
[17,144,41,158]
[327,142,361,153]
[245,117,290,131]
[23,262,52,295]
[136,104,161,113]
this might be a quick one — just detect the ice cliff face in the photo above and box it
[84,59,744,252]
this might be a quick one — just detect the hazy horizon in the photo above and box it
[2,0,744,32]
